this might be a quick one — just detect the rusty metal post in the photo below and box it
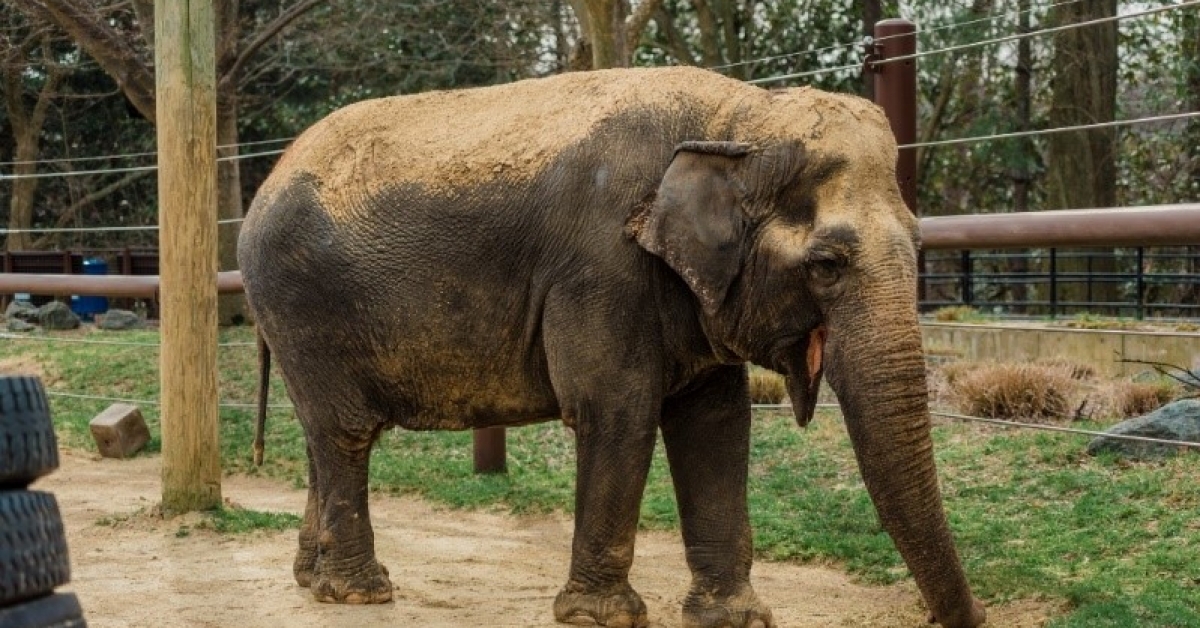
[473,427,507,474]
[872,19,918,214]
[871,18,920,299]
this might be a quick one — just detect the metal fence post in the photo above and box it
[1049,248,1058,319]
[473,426,507,474]
[961,250,973,306]
[871,19,920,298]
[1136,246,1146,320]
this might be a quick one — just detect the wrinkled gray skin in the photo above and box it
[238,67,985,628]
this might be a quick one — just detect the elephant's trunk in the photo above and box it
[822,284,985,627]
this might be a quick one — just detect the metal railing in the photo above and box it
[921,247,1200,319]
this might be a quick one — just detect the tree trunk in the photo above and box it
[1182,7,1200,310]
[5,132,39,252]
[215,0,246,324]
[216,91,247,324]
[1046,0,1119,312]
[1008,0,1034,313]
[582,0,628,68]
[2,37,63,252]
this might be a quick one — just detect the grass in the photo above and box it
[3,325,1200,626]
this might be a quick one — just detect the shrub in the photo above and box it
[1092,380,1177,419]
[949,362,1079,422]
[748,368,787,404]
[1034,357,1096,381]
[931,305,988,323]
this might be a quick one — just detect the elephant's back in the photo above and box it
[252,67,760,222]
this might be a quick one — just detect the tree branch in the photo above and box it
[9,0,156,122]
[651,7,697,66]
[623,0,663,60]
[32,170,151,249]
[219,0,325,92]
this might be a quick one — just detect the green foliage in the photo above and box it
[5,326,1200,625]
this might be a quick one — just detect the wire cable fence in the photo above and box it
[0,136,295,168]
[31,386,1199,451]
[0,148,287,181]
[0,0,1095,175]
[713,0,1083,73]
[873,0,1200,68]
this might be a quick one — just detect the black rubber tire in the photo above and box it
[0,491,70,607]
[0,376,58,489]
[0,593,86,628]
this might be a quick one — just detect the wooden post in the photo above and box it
[156,0,221,512]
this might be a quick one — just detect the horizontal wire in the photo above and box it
[932,410,1200,449]
[900,110,1200,150]
[875,1,1200,67]
[0,136,295,168]
[44,389,293,410]
[754,403,1200,450]
[0,217,244,235]
[746,61,865,85]
[0,332,256,348]
[0,148,286,181]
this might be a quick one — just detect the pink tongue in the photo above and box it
[806,326,827,388]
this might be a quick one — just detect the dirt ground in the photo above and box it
[37,450,1058,627]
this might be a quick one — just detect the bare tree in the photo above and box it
[10,0,324,322]
[1,19,64,251]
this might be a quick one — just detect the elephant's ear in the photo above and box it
[634,141,753,315]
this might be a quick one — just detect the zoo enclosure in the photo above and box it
[3,9,1200,472]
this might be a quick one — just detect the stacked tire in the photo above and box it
[0,376,86,628]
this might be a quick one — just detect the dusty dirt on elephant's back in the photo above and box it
[40,451,1059,627]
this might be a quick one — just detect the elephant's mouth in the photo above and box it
[773,326,827,428]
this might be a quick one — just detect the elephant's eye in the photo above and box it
[806,252,844,287]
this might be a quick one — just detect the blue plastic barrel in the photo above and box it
[70,257,110,321]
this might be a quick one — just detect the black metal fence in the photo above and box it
[920,246,1200,319]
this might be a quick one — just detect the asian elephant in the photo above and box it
[237,66,986,628]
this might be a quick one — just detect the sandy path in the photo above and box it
[35,450,1055,627]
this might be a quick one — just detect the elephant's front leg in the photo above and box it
[661,366,773,628]
[543,299,661,627]
[553,400,659,628]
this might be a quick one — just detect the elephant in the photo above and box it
[237,66,986,628]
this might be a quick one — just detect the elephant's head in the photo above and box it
[631,89,986,627]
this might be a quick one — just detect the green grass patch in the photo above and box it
[4,325,1200,626]
[201,507,302,534]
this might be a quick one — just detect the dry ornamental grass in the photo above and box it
[948,362,1080,422]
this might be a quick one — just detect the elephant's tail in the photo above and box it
[253,329,271,466]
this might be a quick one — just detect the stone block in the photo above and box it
[89,404,150,459]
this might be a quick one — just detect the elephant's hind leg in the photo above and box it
[293,393,393,604]
[294,443,320,588]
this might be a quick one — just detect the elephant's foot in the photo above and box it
[553,581,648,628]
[311,558,393,604]
[293,545,318,588]
[681,584,774,628]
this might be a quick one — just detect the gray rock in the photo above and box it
[1087,399,1200,460]
[37,301,80,330]
[6,317,36,332]
[5,299,39,323]
[96,309,142,331]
